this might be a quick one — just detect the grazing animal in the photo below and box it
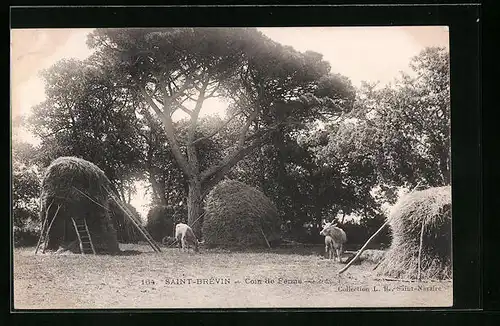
[324,235,335,260]
[319,221,347,262]
[175,223,199,252]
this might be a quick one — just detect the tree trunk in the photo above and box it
[148,172,167,207]
[187,179,203,239]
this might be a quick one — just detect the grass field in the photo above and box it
[13,243,452,309]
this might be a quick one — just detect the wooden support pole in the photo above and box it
[104,185,161,252]
[260,226,271,249]
[35,200,53,255]
[338,220,389,275]
[417,218,427,281]
[189,212,205,229]
[71,217,85,255]
[42,204,61,254]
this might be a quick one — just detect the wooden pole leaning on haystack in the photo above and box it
[104,185,161,252]
[189,212,206,244]
[260,226,271,249]
[417,217,427,281]
[120,203,161,252]
[35,200,53,255]
[189,211,206,229]
[102,185,161,252]
[35,202,61,255]
[43,204,61,253]
[338,220,390,275]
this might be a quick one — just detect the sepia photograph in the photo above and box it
[11,26,452,309]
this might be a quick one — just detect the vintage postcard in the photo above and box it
[11,26,452,309]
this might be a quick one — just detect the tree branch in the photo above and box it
[169,80,194,102]
[200,134,271,196]
[139,87,165,118]
[199,117,298,184]
[185,76,211,178]
[139,85,193,179]
[40,127,67,139]
[243,118,304,144]
[205,81,221,98]
[237,105,259,149]
[175,103,194,116]
[191,110,244,145]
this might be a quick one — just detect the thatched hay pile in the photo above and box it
[375,186,452,280]
[202,180,282,248]
[108,200,142,243]
[40,156,120,254]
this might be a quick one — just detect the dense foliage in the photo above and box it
[145,205,183,242]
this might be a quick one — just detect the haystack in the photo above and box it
[202,179,282,248]
[375,186,452,280]
[38,156,120,254]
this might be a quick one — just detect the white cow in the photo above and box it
[175,223,199,252]
[324,235,335,260]
[319,221,347,262]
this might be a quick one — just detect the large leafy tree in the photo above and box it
[27,59,144,201]
[358,46,450,188]
[313,47,450,207]
[297,126,381,222]
[86,28,355,236]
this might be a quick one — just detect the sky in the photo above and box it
[10,26,449,218]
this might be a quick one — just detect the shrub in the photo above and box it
[145,205,178,242]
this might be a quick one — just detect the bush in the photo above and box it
[13,220,40,247]
[145,205,179,241]
[12,164,42,247]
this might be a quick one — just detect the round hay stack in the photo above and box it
[375,186,451,280]
[202,179,282,248]
[40,156,120,254]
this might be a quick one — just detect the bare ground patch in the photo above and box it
[13,244,452,309]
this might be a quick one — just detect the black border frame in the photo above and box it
[8,3,484,323]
